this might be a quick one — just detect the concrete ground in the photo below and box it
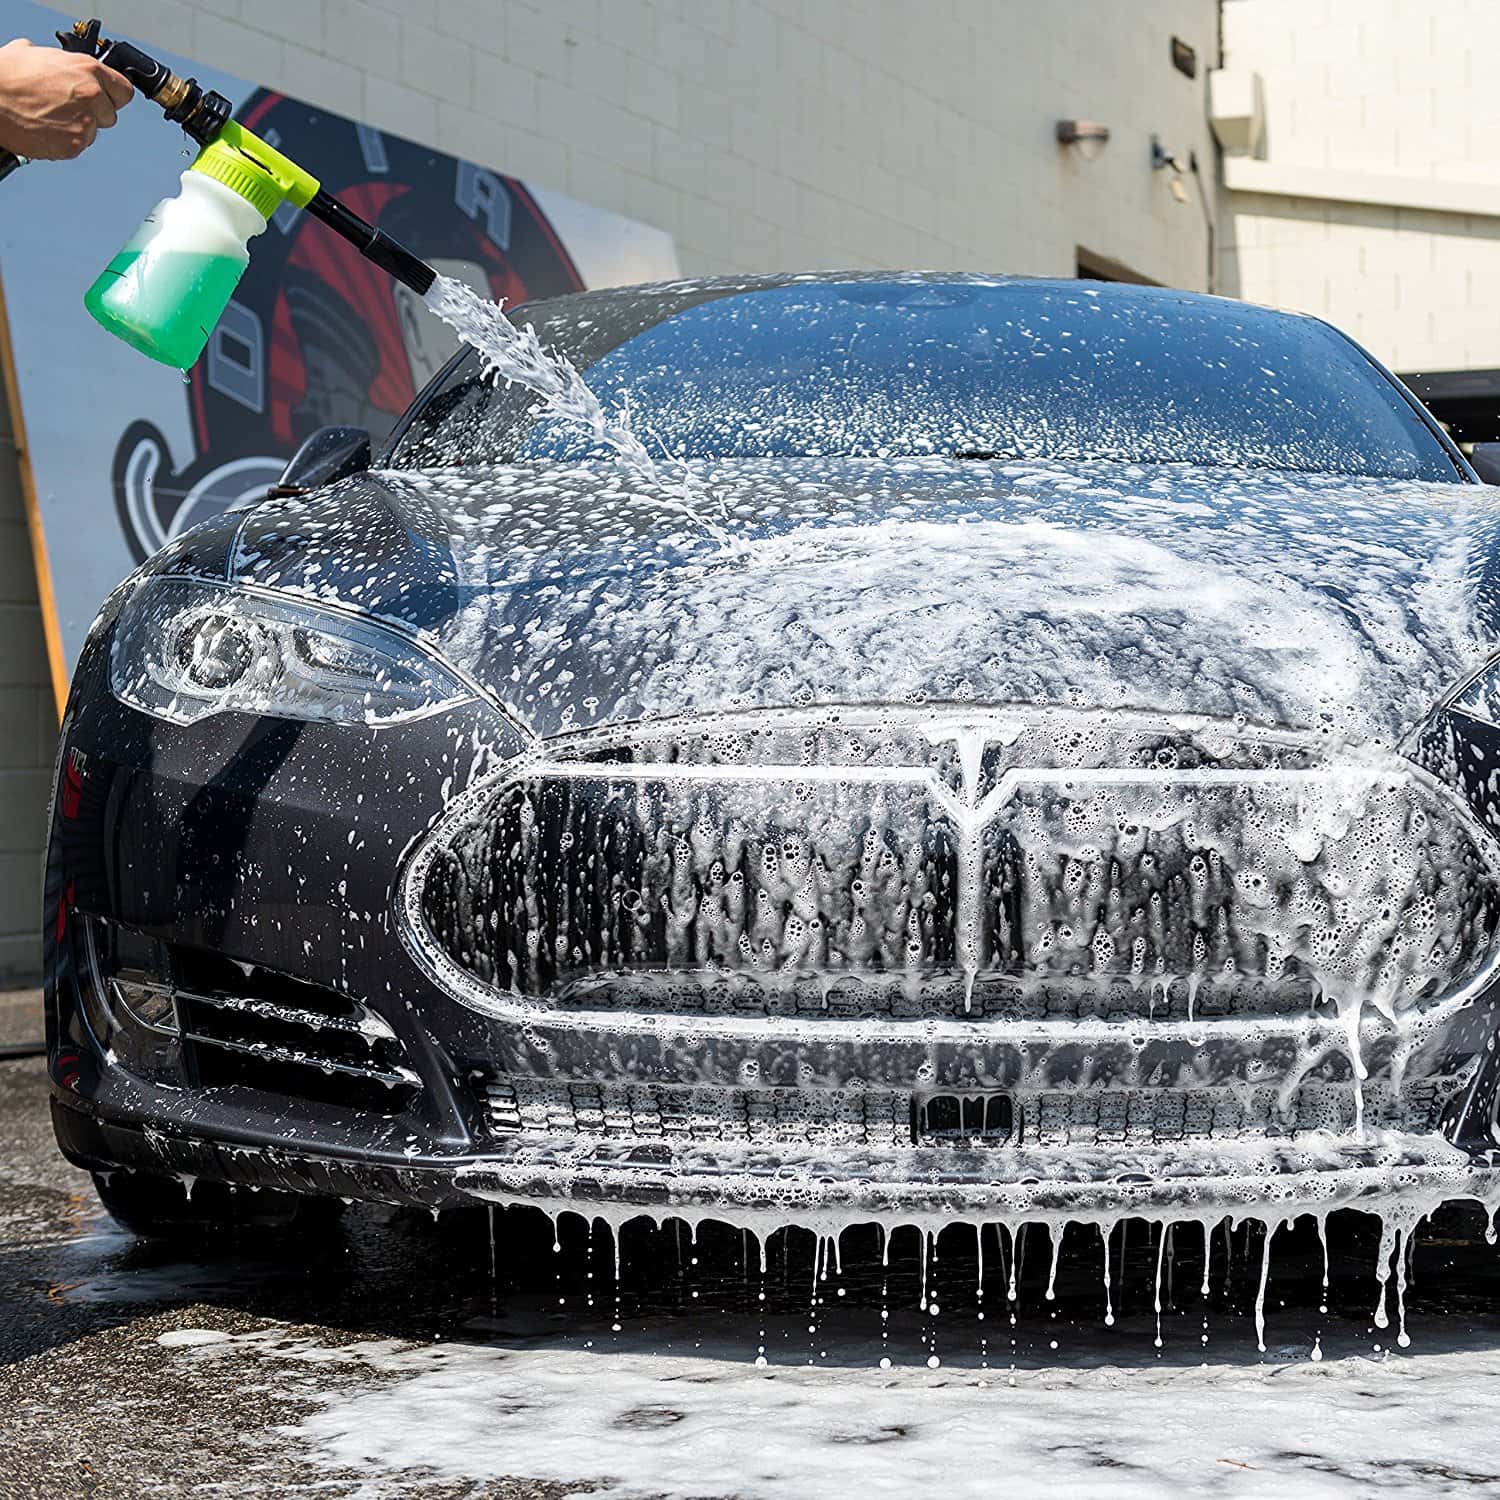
[7,1012,1500,1498]
[0,988,42,1050]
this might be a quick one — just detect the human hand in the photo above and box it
[0,37,134,159]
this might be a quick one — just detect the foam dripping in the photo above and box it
[459,1173,1500,1363]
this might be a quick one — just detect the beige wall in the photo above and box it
[84,0,1221,288]
[1220,0,1500,372]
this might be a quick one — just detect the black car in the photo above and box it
[44,273,1500,1242]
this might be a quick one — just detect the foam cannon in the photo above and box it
[2,17,436,369]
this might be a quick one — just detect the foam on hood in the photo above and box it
[226,456,1500,744]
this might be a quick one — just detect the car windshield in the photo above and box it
[388,279,1458,481]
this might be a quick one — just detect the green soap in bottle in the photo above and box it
[85,133,288,370]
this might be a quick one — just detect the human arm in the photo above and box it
[0,37,133,159]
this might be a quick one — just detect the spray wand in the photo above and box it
[9,18,435,368]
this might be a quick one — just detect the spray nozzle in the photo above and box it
[71,13,437,366]
[58,17,232,145]
[62,15,435,296]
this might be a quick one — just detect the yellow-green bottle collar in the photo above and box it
[187,121,322,220]
[190,137,284,220]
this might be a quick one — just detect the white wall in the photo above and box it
[0,398,52,984]
[1221,0,1500,372]
[80,0,1221,288]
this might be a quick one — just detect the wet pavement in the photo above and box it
[7,1047,1500,1498]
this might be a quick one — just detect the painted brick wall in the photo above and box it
[0,395,54,984]
[1221,0,1500,371]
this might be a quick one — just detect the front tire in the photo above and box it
[92,1170,344,1240]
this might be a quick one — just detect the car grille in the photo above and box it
[481,1076,1454,1149]
[412,712,1500,1026]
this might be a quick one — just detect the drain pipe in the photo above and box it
[1188,148,1217,295]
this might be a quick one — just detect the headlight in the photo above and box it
[110,577,474,726]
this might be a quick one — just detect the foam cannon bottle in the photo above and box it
[14,18,437,369]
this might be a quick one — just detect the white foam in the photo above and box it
[423,275,733,548]
[169,1316,1500,1500]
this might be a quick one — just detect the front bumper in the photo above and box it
[44,625,1500,1229]
[53,1086,1500,1228]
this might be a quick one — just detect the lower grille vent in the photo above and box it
[86,919,420,1113]
[482,1077,1451,1150]
[486,1078,911,1148]
[172,949,420,1113]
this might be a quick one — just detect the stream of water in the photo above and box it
[424,275,734,547]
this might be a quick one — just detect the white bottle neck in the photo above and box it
[177,170,271,240]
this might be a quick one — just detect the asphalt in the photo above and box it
[7,1014,1500,1497]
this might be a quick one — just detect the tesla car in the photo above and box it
[44,273,1500,1238]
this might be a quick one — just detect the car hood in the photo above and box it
[226,456,1500,746]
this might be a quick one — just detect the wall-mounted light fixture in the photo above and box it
[1056,119,1111,161]
[1151,134,1189,203]
[1150,137,1217,293]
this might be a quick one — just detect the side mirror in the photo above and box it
[1471,443,1500,485]
[269,425,372,497]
